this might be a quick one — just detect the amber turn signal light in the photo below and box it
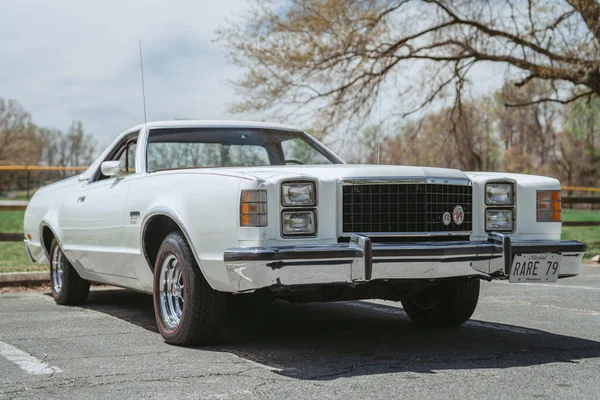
[537,190,561,222]
[240,190,267,227]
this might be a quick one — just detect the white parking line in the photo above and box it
[0,341,62,375]
[491,281,600,291]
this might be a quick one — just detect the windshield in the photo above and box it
[146,127,342,172]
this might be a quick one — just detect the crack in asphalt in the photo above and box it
[50,348,177,361]
[0,367,265,395]
[5,331,148,341]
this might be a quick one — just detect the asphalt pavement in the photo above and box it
[1,266,599,399]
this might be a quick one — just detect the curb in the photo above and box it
[0,271,49,286]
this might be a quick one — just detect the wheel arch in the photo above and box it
[140,208,206,276]
[39,222,60,261]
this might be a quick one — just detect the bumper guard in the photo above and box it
[224,233,586,292]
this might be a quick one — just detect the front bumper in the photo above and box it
[224,234,586,292]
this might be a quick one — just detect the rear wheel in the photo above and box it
[153,231,226,346]
[401,279,480,327]
[50,239,90,305]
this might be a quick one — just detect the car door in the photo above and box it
[60,134,139,279]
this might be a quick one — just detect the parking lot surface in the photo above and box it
[1,266,599,399]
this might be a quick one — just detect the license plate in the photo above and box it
[509,253,562,283]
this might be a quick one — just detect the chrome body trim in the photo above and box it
[340,231,472,238]
[340,177,472,186]
[224,233,586,292]
[139,207,209,283]
[23,239,36,263]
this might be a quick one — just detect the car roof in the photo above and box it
[127,120,304,133]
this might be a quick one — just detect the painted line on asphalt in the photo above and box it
[491,281,600,291]
[0,341,62,375]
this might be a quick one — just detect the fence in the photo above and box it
[0,166,87,200]
[1,194,598,241]
[0,166,598,242]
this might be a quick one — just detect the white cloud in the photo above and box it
[0,0,249,146]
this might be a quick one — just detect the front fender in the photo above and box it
[132,173,246,292]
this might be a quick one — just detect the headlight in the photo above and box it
[486,209,513,231]
[282,210,316,236]
[486,183,514,205]
[537,190,561,222]
[282,182,316,206]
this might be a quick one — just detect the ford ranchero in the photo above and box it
[23,121,586,345]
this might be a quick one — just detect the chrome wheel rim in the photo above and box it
[51,246,64,294]
[158,254,185,330]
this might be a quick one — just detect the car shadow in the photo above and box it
[78,288,600,380]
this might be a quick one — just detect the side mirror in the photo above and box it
[101,161,121,178]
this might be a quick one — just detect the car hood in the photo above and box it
[229,164,470,184]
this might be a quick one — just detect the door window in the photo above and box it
[93,133,138,182]
[118,142,137,176]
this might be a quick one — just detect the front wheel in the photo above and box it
[401,279,480,327]
[153,231,226,346]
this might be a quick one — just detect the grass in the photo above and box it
[561,209,600,260]
[0,242,46,273]
[562,209,600,222]
[0,211,44,272]
[0,208,598,273]
[0,211,24,233]
[562,226,600,260]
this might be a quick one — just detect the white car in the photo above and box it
[24,120,586,345]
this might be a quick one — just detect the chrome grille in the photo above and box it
[341,182,472,234]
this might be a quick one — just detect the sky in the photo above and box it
[0,0,509,158]
[0,0,250,147]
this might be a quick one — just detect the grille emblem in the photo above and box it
[453,205,465,225]
[442,212,452,226]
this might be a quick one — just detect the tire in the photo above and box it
[50,239,90,305]
[401,279,480,327]
[153,231,226,346]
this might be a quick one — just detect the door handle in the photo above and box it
[77,195,86,203]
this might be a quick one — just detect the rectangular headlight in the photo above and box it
[282,182,316,206]
[537,190,561,222]
[486,183,514,205]
[486,209,513,231]
[282,210,316,236]
[240,190,267,227]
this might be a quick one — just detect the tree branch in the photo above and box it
[566,0,600,43]
[504,90,594,107]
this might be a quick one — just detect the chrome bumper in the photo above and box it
[224,234,586,292]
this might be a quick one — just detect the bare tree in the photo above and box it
[218,0,600,134]
[382,97,499,170]
[0,99,39,165]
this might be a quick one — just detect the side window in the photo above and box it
[118,142,137,175]
[94,134,138,182]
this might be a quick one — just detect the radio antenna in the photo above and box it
[377,49,383,165]
[139,40,148,128]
